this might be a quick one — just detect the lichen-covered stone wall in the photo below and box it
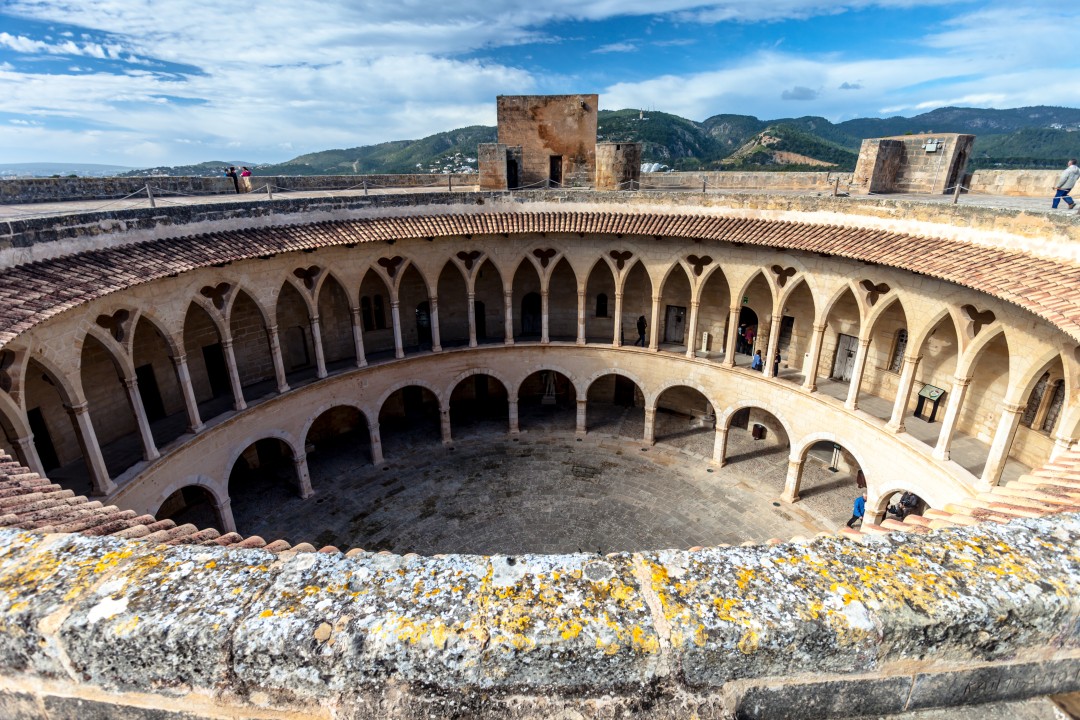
[0,514,1076,718]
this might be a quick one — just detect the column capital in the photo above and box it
[653,295,663,303]
[221,338,234,350]
[292,453,307,466]
[902,353,922,365]
[309,314,320,324]
[813,323,827,333]
[1002,402,1026,415]
[390,300,400,309]
[122,376,138,390]
[690,299,700,309]
[858,336,872,348]
[266,324,279,335]
[65,401,90,415]
[952,375,973,387]
[729,306,741,314]
[170,353,188,366]
[350,305,362,317]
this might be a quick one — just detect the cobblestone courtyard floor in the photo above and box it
[230,405,861,555]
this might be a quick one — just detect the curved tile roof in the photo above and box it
[1,210,1078,347]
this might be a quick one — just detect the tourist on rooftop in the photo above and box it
[1052,159,1078,210]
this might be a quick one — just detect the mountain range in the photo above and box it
[66,105,1080,177]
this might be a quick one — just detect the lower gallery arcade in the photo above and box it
[0,224,1073,553]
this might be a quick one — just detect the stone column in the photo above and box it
[67,402,115,496]
[214,497,237,533]
[171,354,204,433]
[980,402,1025,487]
[508,397,520,434]
[886,354,921,433]
[781,458,802,503]
[265,326,289,395]
[613,291,624,347]
[649,294,662,351]
[1031,381,1057,429]
[723,306,740,367]
[369,423,384,466]
[712,425,728,466]
[844,337,872,410]
[14,435,45,477]
[644,407,657,445]
[503,289,515,345]
[221,338,247,411]
[349,307,367,368]
[292,453,313,499]
[933,376,971,461]
[802,324,827,392]
[429,296,443,352]
[390,300,404,359]
[123,377,159,462]
[576,398,587,435]
[309,315,327,379]
[541,290,550,344]
[576,290,586,346]
[467,292,478,348]
[685,300,700,359]
[764,314,782,378]
[1050,434,1075,461]
[440,407,452,445]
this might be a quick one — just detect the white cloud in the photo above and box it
[593,42,638,53]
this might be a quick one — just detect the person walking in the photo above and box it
[1052,159,1078,210]
[635,315,647,347]
[226,166,240,194]
[846,492,866,528]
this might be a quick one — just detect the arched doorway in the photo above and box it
[415,301,433,349]
[794,440,866,528]
[378,385,441,457]
[228,438,301,535]
[306,406,372,478]
[449,374,510,438]
[586,374,645,439]
[721,407,790,485]
[518,370,576,432]
[653,386,714,456]
[736,306,759,356]
[157,485,222,532]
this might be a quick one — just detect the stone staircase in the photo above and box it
[2,449,1079,555]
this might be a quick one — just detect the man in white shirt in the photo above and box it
[1052,159,1079,210]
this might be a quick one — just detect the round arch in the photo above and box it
[127,308,184,359]
[298,400,375,445]
[222,429,303,485]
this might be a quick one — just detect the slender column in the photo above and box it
[933,376,971,461]
[764,314,782,378]
[265,325,290,395]
[440,407,452,445]
[214,498,237,533]
[576,290,586,346]
[644,407,657,445]
[67,402,115,496]
[503,289,515,345]
[685,300,701,359]
[1050,434,1075,461]
[349,307,367,368]
[221,338,247,411]
[508,397,520,434]
[781,458,802,503]
[576,398,587,435]
[886,354,921,432]
[123,377,159,461]
[613,291,624,347]
[1032,381,1057,429]
[14,435,45,477]
[171,354,204,432]
[649,294,662,351]
[844,337,872,410]
[369,423,384,465]
[292,453,313,499]
[541,290,550,344]
[802,324,827,392]
[390,300,404,359]
[712,425,728,466]
[309,315,327,379]
[980,402,1025,487]
[467,292,478,348]
[723,306,740,367]
[429,296,443,352]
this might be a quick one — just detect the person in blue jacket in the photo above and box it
[846,491,866,528]
[750,350,763,371]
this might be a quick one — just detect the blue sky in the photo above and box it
[0,0,1076,166]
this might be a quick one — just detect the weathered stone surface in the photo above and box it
[42,696,208,720]
[58,542,279,693]
[233,550,660,703]
[0,530,143,678]
[733,675,911,719]
[0,689,46,719]
[647,514,1080,687]
[907,658,1080,709]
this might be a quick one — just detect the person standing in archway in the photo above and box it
[635,315,647,346]
[846,492,866,528]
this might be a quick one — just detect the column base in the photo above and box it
[356,360,368,369]
[576,338,586,346]
[188,423,205,434]
[433,345,443,353]
[233,400,247,412]
[885,421,905,434]
[91,479,118,497]
[932,448,950,461]
[276,384,291,394]
[780,491,799,504]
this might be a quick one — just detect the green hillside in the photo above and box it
[722,124,859,170]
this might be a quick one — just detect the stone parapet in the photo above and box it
[968,169,1062,197]
[641,170,851,191]
[0,513,1074,718]
[0,174,478,205]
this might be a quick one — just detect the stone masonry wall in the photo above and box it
[497,95,598,188]
[0,174,479,205]
[640,170,852,192]
[968,169,1062,197]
